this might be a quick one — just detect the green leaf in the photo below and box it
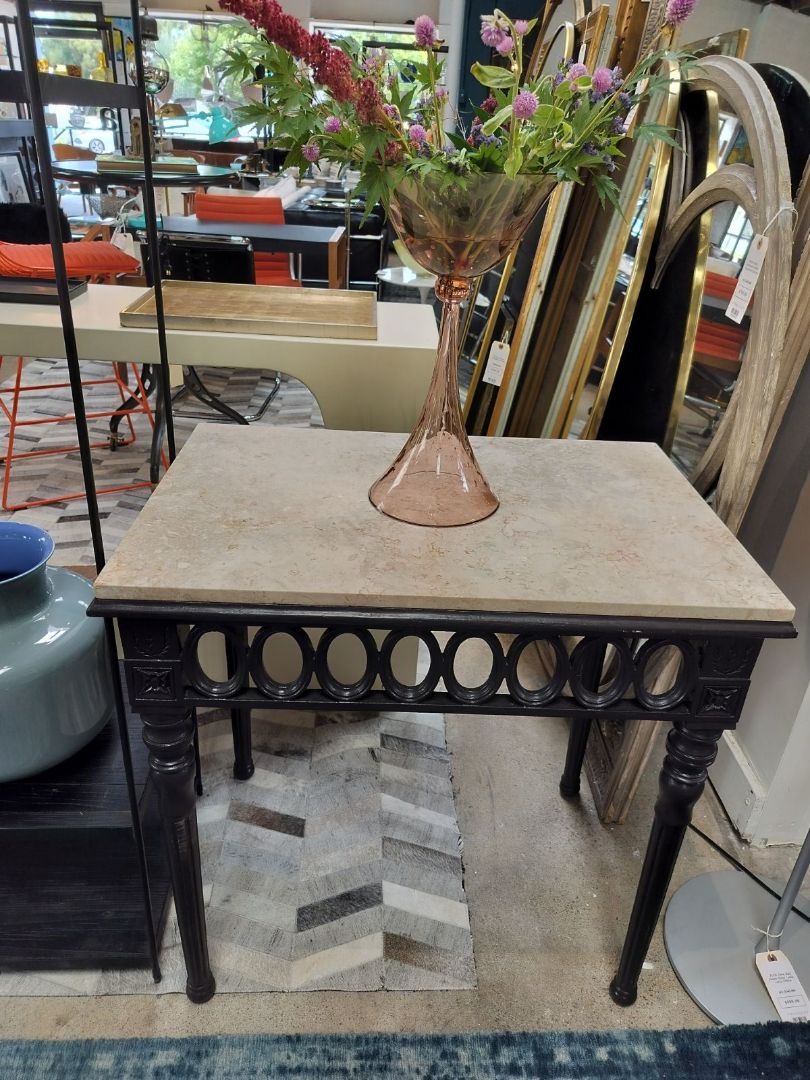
[533,103,565,129]
[470,62,518,89]
[481,104,512,136]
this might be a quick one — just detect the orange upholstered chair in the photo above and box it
[693,271,749,372]
[193,192,298,287]
[0,232,162,511]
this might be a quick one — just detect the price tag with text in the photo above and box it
[482,340,510,387]
[755,949,810,1022]
[726,234,768,323]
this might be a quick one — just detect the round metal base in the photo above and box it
[664,870,810,1025]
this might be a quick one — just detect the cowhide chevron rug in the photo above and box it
[0,707,475,996]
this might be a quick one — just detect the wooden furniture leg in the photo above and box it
[610,720,724,1005]
[140,702,215,1003]
[327,226,347,289]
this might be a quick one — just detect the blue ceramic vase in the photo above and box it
[0,522,112,783]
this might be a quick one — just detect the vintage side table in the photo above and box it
[89,426,795,1005]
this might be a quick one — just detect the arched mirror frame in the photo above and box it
[581,55,794,829]
[655,55,793,533]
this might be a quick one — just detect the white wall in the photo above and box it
[713,461,810,846]
[747,4,810,82]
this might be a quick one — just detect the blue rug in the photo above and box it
[0,1025,807,1079]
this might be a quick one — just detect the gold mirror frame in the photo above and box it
[488,0,678,437]
[482,3,613,436]
[548,62,685,439]
[462,10,584,432]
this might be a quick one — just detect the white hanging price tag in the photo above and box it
[755,949,810,1022]
[153,188,168,217]
[726,234,768,323]
[482,340,510,387]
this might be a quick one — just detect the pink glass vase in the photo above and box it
[369,172,556,527]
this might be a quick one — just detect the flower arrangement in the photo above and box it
[220,2,696,212]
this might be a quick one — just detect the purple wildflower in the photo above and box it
[612,65,623,83]
[590,92,604,103]
[602,153,616,173]
[619,91,633,109]
[324,115,341,133]
[611,115,627,135]
[665,0,696,26]
[553,71,565,87]
[434,86,448,100]
[514,19,529,35]
[408,123,428,144]
[414,14,437,48]
[568,62,588,80]
[481,94,497,114]
[512,89,538,120]
[362,48,387,77]
[481,22,505,48]
[302,143,320,162]
[592,67,614,94]
[417,142,432,158]
[582,142,598,156]
[496,34,514,55]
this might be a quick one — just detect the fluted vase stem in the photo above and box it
[368,276,499,527]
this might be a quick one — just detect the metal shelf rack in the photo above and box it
[5,0,180,982]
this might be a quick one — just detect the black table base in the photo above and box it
[89,599,795,1006]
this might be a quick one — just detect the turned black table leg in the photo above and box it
[560,640,607,798]
[610,719,724,1006]
[560,717,593,797]
[225,629,254,781]
[142,705,216,1004]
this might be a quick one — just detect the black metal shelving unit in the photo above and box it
[1,0,179,980]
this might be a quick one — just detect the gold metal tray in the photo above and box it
[119,280,377,340]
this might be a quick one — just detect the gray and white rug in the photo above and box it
[0,707,475,996]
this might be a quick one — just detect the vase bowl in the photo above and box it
[387,172,556,279]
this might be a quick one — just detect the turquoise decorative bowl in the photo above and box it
[0,522,112,783]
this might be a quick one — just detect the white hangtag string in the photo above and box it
[752,923,782,956]
[762,203,797,236]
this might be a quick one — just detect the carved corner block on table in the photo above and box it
[89,427,795,1006]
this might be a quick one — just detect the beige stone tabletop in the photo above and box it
[93,426,794,622]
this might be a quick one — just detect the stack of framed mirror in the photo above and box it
[463,1,614,433]
[581,46,799,823]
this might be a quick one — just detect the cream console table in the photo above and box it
[89,426,795,1006]
[0,284,438,470]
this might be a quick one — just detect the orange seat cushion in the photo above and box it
[194,193,296,286]
[0,241,139,279]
